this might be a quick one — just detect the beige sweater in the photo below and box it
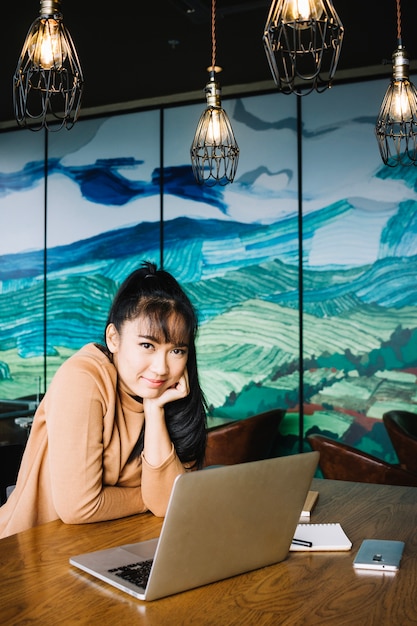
[0,343,186,538]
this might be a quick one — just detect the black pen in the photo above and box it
[292,538,313,547]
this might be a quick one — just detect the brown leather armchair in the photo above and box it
[203,409,285,468]
[383,410,417,474]
[307,433,417,487]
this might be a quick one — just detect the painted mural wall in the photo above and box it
[298,81,417,461]
[1,77,417,461]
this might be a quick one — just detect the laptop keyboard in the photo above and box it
[108,559,153,589]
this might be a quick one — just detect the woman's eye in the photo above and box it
[172,348,187,356]
[140,342,153,349]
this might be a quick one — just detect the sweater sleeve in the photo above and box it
[141,444,187,517]
[45,353,147,524]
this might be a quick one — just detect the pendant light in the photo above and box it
[375,0,417,167]
[13,0,84,131]
[190,0,239,186]
[263,0,344,95]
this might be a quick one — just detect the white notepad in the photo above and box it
[290,523,352,551]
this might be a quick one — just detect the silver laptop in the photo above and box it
[70,451,319,601]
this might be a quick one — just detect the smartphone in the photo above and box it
[353,539,405,572]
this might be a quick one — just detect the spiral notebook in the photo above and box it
[290,523,352,551]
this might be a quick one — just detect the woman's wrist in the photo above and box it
[142,399,165,421]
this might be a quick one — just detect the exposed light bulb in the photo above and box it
[282,0,324,23]
[205,109,222,145]
[390,81,413,122]
[29,19,67,70]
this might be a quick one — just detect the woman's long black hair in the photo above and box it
[104,261,207,469]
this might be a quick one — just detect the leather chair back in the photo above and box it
[383,410,417,474]
[203,409,285,468]
[307,433,417,487]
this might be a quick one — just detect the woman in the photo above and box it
[0,262,207,538]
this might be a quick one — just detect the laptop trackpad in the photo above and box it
[121,538,159,560]
[70,538,159,573]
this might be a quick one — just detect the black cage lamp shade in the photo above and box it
[263,0,344,96]
[13,0,84,131]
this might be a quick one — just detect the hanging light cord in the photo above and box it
[211,0,216,70]
[190,0,239,184]
[396,0,402,45]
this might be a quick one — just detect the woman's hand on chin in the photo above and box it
[143,369,190,414]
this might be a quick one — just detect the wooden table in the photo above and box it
[1,478,416,625]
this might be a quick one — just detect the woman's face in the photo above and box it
[106,314,189,399]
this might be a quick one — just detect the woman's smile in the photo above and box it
[141,376,167,388]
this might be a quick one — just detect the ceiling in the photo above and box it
[1,0,416,129]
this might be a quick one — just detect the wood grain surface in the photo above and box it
[1,478,416,625]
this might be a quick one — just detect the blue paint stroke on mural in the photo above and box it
[0,217,253,281]
[0,160,45,196]
[234,99,378,139]
[0,158,228,212]
[2,209,417,356]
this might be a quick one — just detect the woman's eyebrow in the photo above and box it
[137,334,158,342]
[138,334,189,347]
